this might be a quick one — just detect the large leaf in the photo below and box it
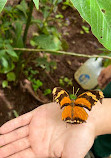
[31,34,62,51]
[71,0,111,50]
[0,56,15,73]
[13,21,24,48]
[6,49,19,61]
[0,0,7,13]
[33,0,39,10]
[16,0,28,18]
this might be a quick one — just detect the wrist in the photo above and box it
[87,99,111,137]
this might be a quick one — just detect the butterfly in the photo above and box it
[52,87,104,124]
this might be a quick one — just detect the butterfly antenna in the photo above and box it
[75,88,80,96]
[73,86,74,95]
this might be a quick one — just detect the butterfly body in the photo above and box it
[52,87,104,124]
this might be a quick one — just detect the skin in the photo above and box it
[0,99,111,158]
[98,65,111,88]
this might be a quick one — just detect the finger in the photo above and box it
[0,125,29,147]
[0,137,30,158]
[0,110,35,134]
[8,148,36,158]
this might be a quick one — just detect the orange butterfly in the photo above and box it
[52,87,104,124]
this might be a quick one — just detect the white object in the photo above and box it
[74,58,103,90]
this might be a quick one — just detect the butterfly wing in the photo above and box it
[62,105,88,124]
[75,90,104,111]
[52,87,71,109]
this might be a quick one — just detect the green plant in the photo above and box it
[0,0,7,13]
[0,0,39,13]
[44,88,51,95]
[2,80,8,88]
[2,72,16,88]
[0,2,28,86]
[99,48,111,67]
[1,0,111,51]
[80,25,90,34]
[0,39,19,73]
[62,0,73,10]
[31,34,62,51]
[0,0,66,88]
[30,0,66,51]
[35,56,57,72]
[0,39,18,88]
[24,66,43,92]
[31,79,43,92]
[71,0,111,50]
[59,76,73,87]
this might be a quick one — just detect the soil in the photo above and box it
[0,5,103,126]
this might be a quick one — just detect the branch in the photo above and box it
[13,48,111,60]
[23,0,34,46]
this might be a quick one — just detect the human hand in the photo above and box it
[0,103,97,158]
[98,65,111,88]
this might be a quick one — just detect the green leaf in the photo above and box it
[6,49,19,61]
[71,0,111,50]
[33,0,39,10]
[0,56,15,73]
[44,89,51,95]
[1,56,8,68]
[7,72,16,81]
[0,0,7,13]
[32,34,62,50]
[0,50,6,57]
[13,21,24,48]
[2,80,8,88]
[32,79,43,91]
[16,0,28,18]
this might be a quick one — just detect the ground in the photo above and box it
[0,5,103,126]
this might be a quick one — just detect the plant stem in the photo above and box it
[13,110,19,117]
[23,0,34,46]
[14,48,111,60]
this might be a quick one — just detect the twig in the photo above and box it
[13,48,111,60]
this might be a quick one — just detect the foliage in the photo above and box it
[80,25,90,34]
[7,72,16,81]
[62,0,73,10]
[35,56,56,72]
[44,88,51,95]
[31,79,43,92]
[24,66,43,92]
[0,39,18,74]
[30,0,64,51]
[0,38,19,88]
[31,34,62,51]
[0,0,111,93]
[0,0,65,91]
[71,0,111,51]
[0,0,7,13]
[59,76,73,87]
[0,0,39,13]
[1,0,111,51]
[2,80,8,88]
[0,1,28,87]
[99,48,111,67]
[33,0,39,10]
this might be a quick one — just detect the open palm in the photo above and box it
[0,103,95,158]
